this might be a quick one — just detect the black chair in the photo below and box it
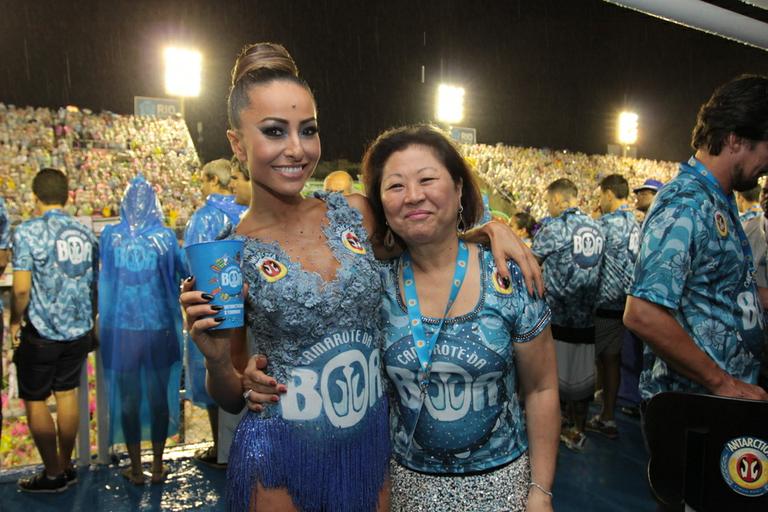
[644,392,768,511]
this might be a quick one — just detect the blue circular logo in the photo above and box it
[572,224,603,268]
[54,227,93,278]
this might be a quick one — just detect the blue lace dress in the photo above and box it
[226,192,390,512]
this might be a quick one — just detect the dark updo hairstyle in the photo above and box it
[361,124,483,247]
[227,42,312,130]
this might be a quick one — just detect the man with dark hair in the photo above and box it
[11,168,98,492]
[588,174,640,440]
[625,75,768,410]
[533,178,604,451]
[736,183,762,224]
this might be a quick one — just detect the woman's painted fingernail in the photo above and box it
[271,395,280,403]
[213,317,225,323]
[211,305,224,311]
[201,293,214,301]
[184,276,193,282]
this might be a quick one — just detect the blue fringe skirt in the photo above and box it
[226,398,390,511]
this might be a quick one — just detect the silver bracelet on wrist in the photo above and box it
[528,481,553,498]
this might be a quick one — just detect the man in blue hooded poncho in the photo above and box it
[99,175,185,484]
[183,158,246,466]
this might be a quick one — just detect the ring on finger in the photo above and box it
[243,388,253,401]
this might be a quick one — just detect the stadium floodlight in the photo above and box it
[618,111,639,145]
[164,47,202,97]
[436,84,465,124]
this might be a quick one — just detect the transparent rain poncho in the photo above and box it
[183,193,246,407]
[98,175,186,445]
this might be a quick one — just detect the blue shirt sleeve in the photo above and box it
[630,204,700,310]
[12,226,33,271]
[505,261,551,343]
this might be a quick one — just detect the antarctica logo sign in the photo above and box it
[719,436,768,497]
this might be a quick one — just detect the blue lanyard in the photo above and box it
[680,157,755,282]
[401,241,469,390]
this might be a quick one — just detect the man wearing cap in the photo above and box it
[624,75,768,406]
[632,179,663,224]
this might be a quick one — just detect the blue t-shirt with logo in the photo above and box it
[12,209,98,341]
[532,207,604,328]
[597,207,640,311]
[631,159,764,399]
[381,246,551,474]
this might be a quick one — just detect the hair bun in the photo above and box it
[232,43,299,86]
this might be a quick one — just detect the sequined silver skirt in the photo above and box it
[389,453,530,512]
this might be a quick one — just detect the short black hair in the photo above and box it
[739,184,761,203]
[514,212,537,238]
[691,74,768,155]
[599,174,629,200]
[32,168,68,205]
[546,178,578,198]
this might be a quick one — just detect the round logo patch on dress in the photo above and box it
[341,230,366,255]
[719,436,768,497]
[257,257,288,283]
[714,211,729,237]
[492,269,513,295]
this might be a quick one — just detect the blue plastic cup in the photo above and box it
[185,239,245,330]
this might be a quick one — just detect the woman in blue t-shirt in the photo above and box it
[361,125,559,511]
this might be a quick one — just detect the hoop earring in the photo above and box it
[457,205,466,233]
[384,228,395,250]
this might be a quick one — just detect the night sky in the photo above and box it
[1,0,767,164]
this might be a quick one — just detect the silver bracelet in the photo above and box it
[528,481,553,498]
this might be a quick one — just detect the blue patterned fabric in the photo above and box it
[98,176,185,445]
[0,198,9,313]
[739,206,762,225]
[597,206,640,311]
[632,161,764,399]
[183,193,246,407]
[12,209,97,341]
[532,207,604,328]
[226,192,389,512]
[381,246,550,474]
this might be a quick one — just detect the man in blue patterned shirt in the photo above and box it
[533,178,604,451]
[11,168,98,492]
[588,174,639,440]
[625,75,768,406]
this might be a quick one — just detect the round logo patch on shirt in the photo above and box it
[341,230,366,255]
[719,436,768,497]
[714,211,729,237]
[492,269,513,295]
[257,257,288,283]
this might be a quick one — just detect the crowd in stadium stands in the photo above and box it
[463,143,678,221]
[0,103,200,227]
